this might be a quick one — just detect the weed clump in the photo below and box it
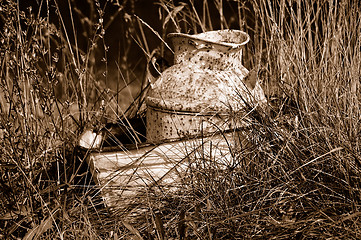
[0,0,361,239]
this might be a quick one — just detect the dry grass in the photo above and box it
[0,0,361,239]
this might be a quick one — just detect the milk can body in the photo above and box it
[146,30,266,143]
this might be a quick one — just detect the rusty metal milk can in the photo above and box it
[146,30,266,143]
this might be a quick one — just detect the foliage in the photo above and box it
[0,0,360,239]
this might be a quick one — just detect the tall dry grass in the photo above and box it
[0,0,361,239]
[0,0,144,238]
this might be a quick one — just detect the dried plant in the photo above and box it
[0,0,360,239]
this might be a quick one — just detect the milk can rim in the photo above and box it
[168,30,250,49]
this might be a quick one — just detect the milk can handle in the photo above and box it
[148,53,170,79]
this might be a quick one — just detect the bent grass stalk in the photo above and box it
[0,0,360,239]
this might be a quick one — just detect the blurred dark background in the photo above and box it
[16,0,252,76]
[9,0,258,113]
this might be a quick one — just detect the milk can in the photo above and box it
[146,30,266,143]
